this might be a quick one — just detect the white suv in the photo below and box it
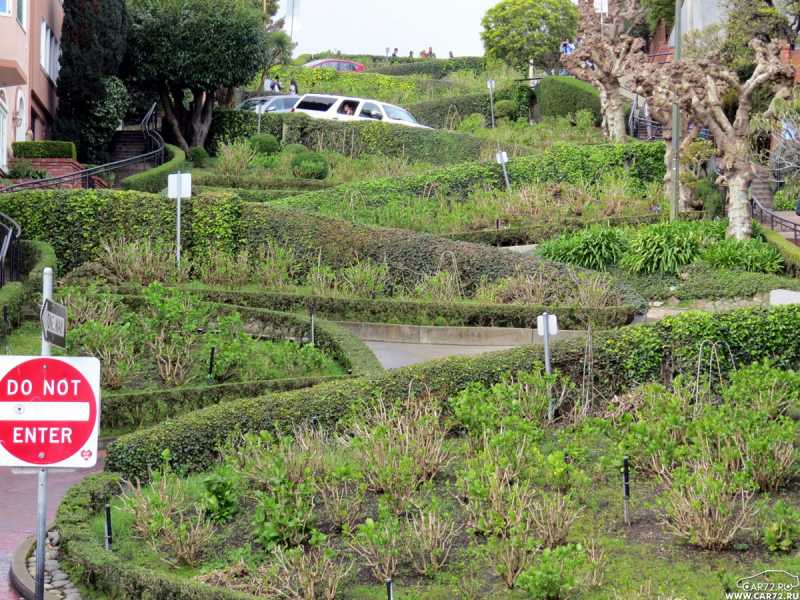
[291,94,432,129]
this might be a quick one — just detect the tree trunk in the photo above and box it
[184,90,215,150]
[605,86,627,143]
[157,81,190,154]
[726,171,753,240]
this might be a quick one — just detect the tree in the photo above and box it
[562,0,645,142]
[123,0,269,152]
[481,0,579,71]
[642,0,674,37]
[55,0,127,161]
[256,30,296,93]
[631,40,794,239]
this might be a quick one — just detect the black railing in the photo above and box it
[0,212,21,289]
[0,103,164,193]
[750,194,800,245]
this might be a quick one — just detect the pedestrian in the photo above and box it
[420,49,427,58]
[392,48,398,57]
[448,51,454,58]
[560,38,574,54]
[428,46,435,58]
[289,78,299,95]
[409,50,414,57]
[273,75,283,92]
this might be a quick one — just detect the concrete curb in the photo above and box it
[333,321,587,346]
[10,521,60,600]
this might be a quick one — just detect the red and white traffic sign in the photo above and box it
[0,357,100,468]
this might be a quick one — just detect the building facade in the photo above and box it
[0,0,62,173]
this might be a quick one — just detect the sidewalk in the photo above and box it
[0,456,105,600]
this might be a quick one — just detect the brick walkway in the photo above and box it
[0,456,105,600]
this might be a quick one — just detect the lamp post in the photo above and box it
[487,79,496,127]
[670,0,682,222]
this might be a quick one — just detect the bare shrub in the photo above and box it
[267,545,353,600]
[318,475,365,533]
[568,270,622,308]
[413,270,463,302]
[657,460,759,550]
[252,242,298,290]
[349,513,403,581]
[99,237,187,285]
[486,532,539,589]
[217,139,256,176]
[404,498,463,577]
[529,492,584,549]
[197,249,250,289]
[58,286,124,326]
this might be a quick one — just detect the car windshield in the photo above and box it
[296,96,338,111]
[382,105,419,124]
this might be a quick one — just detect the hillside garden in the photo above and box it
[9,37,800,600]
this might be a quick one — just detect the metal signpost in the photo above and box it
[537,312,558,419]
[496,151,512,193]
[487,79,496,127]
[168,172,192,270]
[4,270,101,600]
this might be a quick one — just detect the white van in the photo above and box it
[291,94,432,129]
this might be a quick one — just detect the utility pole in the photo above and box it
[290,0,296,43]
[670,0,682,221]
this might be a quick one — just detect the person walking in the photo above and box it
[448,51,454,58]
[428,46,435,58]
[289,78,299,95]
[273,75,283,92]
[409,50,414,57]
[392,48,398,57]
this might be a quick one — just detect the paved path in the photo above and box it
[366,341,516,369]
[0,456,105,600]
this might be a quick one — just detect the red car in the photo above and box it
[302,59,365,72]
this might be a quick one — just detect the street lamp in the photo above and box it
[487,79,496,128]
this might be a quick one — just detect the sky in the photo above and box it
[277,0,498,59]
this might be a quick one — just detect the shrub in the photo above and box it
[534,76,602,125]
[121,144,187,193]
[763,500,800,552]
[538,226,628,271]
[517,544,588,599]
[8,160,48,179]
[700,238,784,274]
[249,133,280,155]
[12,140,77,160]
[217,139,256,176]
[98,237,187,285]
[291,151,329,180]
[619,221,709,274]
[494,99,518,121]
[762,228,800,276]
[372,56,486,78]
[188,146,210,168]
[284,143,308,154]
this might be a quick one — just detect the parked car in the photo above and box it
[234,95,300,114]
[302,59,365,72]
[291,94,432,129]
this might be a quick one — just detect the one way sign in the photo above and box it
[40,299,67,349]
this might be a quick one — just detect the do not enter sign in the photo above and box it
[0,357,100,468]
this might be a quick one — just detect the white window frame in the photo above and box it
[0,102,7,174]
[16,0,26,30]
[0,0,11,18]
[40,18,60,83]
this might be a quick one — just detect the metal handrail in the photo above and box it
[750,193,800,245]
[0,102,164,193]
[0,212,22,288]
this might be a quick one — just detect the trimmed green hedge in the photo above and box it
[121,144,186,193]
[20,239,57,299]
[191,185,307,202]
[272,141,667,216]
[105,303,800,480]
[371,57,486,77]
[206,112,518,164]
[442,214,663,246]
[57,472,254,600]
[191,171,339,191]
[407,94,488,129]
[11,141,77,160]
[534,76,602,125]
[192,289,634,330]
[763,228,800,276]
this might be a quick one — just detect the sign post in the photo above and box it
[168,172,192,271]
[496,151,512,194]
[537,312,558,419]
[6,269,100,600]
[487,79,496,127]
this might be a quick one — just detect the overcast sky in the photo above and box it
[278,0,498,58]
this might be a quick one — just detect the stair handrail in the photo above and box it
[749,189,800,246]
[0,103,164,193]
[0,211,22,287]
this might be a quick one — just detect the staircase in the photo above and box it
[750,179,775,210]
[107,130,151,189]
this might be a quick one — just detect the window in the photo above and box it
[40,18,61,83]
[16,0,26,29]
[295,96,337,112]
[0,0,10,17]
[359,102,383,120]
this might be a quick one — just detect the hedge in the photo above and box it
[763,228,800,276]
[442,214,663,246]
[272,141,667,215]
[534,76,602,125]
[56,472,255,600]
[190,172,339,191]
[104,303,800,480]
[120,144,186,193]
[191,185,308,202]
[206,112,517,164]
[20,239,57,299]
[371,57,487,78]
[0,189,644,311]
[11,141,77,160]
[191,289,634,330]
